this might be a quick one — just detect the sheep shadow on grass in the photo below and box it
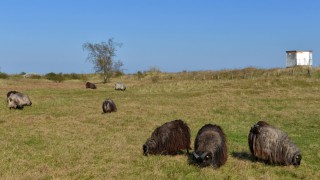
[232,151,296,167]
[231,151,256,162]
[187,152,195,165]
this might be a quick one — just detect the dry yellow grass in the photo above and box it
[0,69,319,179]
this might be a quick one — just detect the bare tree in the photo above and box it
[83,38,123,83]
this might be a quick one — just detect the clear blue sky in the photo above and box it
[1,0,319,74]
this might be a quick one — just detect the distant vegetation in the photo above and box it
[0,66,317,82]
[130,66,315,82]
[135,71,146,80]
[25,73,42,79]
[45,72,65,83]
[0,72,9,79]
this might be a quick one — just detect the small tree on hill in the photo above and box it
[82,38,123,83]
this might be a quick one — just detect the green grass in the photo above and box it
[0,69,320,179]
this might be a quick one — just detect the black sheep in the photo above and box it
[193,124,228,168]
[143,119,191,155]
[85,82,97,89]
[102,99,117,113]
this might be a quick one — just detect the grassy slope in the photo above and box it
[0,73,319,179]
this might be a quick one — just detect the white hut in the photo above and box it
[286,50,312,67]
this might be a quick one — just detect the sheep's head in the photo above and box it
[292,152,302,167]
[24,97,32,106]
[7,97,17,109]
[143,139,156,156]
[193,151,213,167]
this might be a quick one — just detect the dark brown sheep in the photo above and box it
[193,124,228,168]
[85,82,97,89]
[248,120,302,167]
[143,119,191,156]
[102,99,117,113]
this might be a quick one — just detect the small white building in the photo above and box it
[286,50,312,67]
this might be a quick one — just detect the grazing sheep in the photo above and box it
[7,91,32,109]
[85,82,97,89]
[143,119,191,156]
[102,99,117,113]
[193,124,228,168]
[248,120,302,167]
[115,82,126,91]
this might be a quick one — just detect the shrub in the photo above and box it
[148,66,161,74]
[151,75,160,83]
[80,74,88,82]
[63,73,81,80]
[136,71,146,80]
[29,74,42,79]
[0,72,9,79]
[114,71,124,78]
[45,72,65,83]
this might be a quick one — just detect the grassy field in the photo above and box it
[0,69,320,179]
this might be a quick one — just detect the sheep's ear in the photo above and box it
[193,152,200,159]
[200,152,209,160]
